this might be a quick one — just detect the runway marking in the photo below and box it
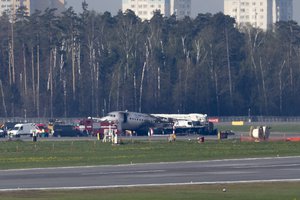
[203,171,254,175]
[1,156,300,172]
[231,163,300,169]
[0,156,300,192]
[81,170,165,176]
[0,179,300,192]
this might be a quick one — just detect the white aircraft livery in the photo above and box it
[100,111,158,132]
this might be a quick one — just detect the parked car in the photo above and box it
[3,122,19,134]
[0,129,5,138]
[53,125,88,137]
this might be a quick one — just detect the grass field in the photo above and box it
[1,138,300,199]
[215,123,300,133]
[1,183,300,200]
[0,139,300,170]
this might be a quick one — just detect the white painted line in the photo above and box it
[1,156,300,172]
[0,179,300,192]
[81,170,165,176]
[232,163,300,169]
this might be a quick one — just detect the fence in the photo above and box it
[2,116,300,125]
[0,117,79,125]
[216,116,300,123]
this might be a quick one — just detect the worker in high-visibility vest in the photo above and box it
[32,131,37,142]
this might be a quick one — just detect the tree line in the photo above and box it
[1,3,300,118]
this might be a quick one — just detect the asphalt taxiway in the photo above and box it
[0,156,300,191]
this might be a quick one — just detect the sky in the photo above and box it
[66,0,300,23]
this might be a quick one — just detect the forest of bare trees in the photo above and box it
[1,3,300,118]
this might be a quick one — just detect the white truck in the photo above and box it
[8,123,39,138]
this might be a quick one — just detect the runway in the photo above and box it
[1,156,300,191]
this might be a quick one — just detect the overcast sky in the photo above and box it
[66,0,300,23]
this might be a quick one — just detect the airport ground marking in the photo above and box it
[1,179,300,192]
[1,155,300,172]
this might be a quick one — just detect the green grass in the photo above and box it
[216,123,300,133]
[1,139,300,170]
[1,139,300,199]
[1,183,300,200]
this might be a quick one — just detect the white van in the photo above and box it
[8,123,39,137]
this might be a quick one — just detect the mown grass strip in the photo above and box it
[0,139,300,170]
[0,183,300,200]
[215,123,300,133]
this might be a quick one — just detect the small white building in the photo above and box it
[0,0,65,17]
[224,0,293,31]
[122,0,191,21]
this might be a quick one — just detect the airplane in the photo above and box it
[100,111,161,133]
[99,111,213,135]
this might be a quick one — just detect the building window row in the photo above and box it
[130,0,163,1]
[233,8,264,12]
[232,1,264,6]
[134,4,162,8]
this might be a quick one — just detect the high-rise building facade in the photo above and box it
[171,0,191,19]
[122,0,191,21]
[224,0,293,30]
[30,0,65,14]
[0,0,30,16]
[0,0,65,16]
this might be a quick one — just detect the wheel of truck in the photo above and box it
[82,130,89,136]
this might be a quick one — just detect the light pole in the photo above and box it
[248,108,251,123]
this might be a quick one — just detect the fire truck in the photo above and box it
[75,118,94,135]
[75,118,118,137]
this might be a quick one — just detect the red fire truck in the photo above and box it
[75,118,118,137]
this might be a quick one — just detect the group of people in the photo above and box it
[102,129,118,144]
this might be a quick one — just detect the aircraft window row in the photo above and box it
[129,118,145,121]
[129,118,155,124]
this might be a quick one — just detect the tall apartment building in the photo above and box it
[0,0,65,16]
[30,0,65,14]
[122,0,191,21]
[224,0,293,30]
[0,0,30,15]
[171,0,191,19]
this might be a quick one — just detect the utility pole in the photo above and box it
[10,0,16,85]
[0,80,8,117]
